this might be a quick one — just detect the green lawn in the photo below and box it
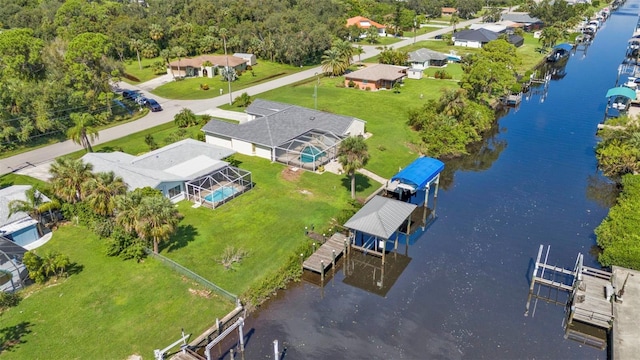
[164,155,376,296]
[0,173,47,190]
[0,225,234,359]
[222,72,458,177]
[151,61,314,100]
[123,56,166,84]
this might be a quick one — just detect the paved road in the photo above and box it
[0,17,482,176]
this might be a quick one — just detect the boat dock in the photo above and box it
[302,232,348,281]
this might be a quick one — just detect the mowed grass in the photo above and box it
[0,225,234,359]
[222,72,459,177]
[151,61,314,100]
[165,155,377,295]
[123,56,166,84]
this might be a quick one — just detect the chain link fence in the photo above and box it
[145,249,237,303]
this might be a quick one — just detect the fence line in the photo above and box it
[145,249,238,303]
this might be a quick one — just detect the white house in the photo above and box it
[0,185,50,248]
[82,139,241,202]
[202,100,366,171]
[233,53,257,66]
[407,48,449,69]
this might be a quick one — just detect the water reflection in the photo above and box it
[586,174,620,208]
[342,251,412,297]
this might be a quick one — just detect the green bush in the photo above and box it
[348,80,356,88]
[22,251,71,284]
[200,83,209,90]
[0,291,21,311]
[105,227,146,261]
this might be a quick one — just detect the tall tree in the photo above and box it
[49,158,94,204]
[67,112,99,152]
[129,38,144,70]
[135,195,180,254]
[82,171,127,217]
[338,136,370,199]
[8,187,58,226]
[321,48,348,76]
[171,46,187,77]
[333,39,355,67]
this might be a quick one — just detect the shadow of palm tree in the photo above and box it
[66,262,84,276]
[163,224,198,253]
[0,321,32,354]
[340,173,373,196]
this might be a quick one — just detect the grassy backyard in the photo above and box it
[0,224,234,359]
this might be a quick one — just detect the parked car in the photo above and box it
[145,98,162,112]
[122,89,139,100]
[135,96,148,106]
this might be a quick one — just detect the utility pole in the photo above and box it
[413,17,417,44]
[314,72,319,110]
[222,33,232,105]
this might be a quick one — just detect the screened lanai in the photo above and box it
[185,166,252,209]
[274,129,343,171]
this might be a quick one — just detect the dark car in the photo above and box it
[122,89,139,100]
[145,98,162,112]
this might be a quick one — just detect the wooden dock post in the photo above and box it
[312,242,316,252]
[238,320,245,353]
[332,249,336,273]
[230,349,235,360]
[320,261,325,282]
[273,340,279,359]
[300,253,304,270]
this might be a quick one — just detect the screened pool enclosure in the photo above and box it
[185,166,252,209]
[274,129,343,171]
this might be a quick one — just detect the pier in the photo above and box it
[302,232,348,281]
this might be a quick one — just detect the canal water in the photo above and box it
[235,3,639,359]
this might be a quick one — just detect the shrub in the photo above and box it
[217,246,249,271]
[22,251,71,284]
[316,165,325,173]
[348,80,356,88]
[200,83,209,90]
[232,92,252,107]
[246,65,253,71]
[145,134,159,151]
[0,292,21,311]
[105,227,146,261]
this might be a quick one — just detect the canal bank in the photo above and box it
[235,2,640,359]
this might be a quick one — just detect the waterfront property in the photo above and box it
[202,99,366,171]
[500,12,544,31]
[0,185,50,248]
[453,28,524,48]
[407,48,449,69]
[604,86,636,117]
[344,64,408,90]
[81,139,252,205]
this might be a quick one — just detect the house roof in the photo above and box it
[453,28,499,43]
[0,185,50,228]
[232,53,255,58]
[82,139,235,190]
[202,99,365,148]
[442,7,457,13]
[345,64,408,82]
[470,23,507,33]
[344,196,417,239]
[391,157,445,190]
[168,55,247,68]
[501,13,543,24]
[346,16,385,29]
[408,48,448,63]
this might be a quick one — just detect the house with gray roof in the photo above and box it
[407,48,449,69]
[453,28,524,48]
[344,64,408,90]
[81,139,245,204]
[202,99,366,171]
[501,12,544,30]
[0,185,50,248]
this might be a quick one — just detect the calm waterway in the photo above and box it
[235,3,639,359]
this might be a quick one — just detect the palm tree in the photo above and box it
[355,45,364,64]
[149,23,164,43]
[450,14,460,33]
[49,158,94,204]
[438,88,467,117]
[160,48,173,79]
[333,40,354,66]
[171,46,187,78]
[129,39,144,70]
[67,113,99,153]
[338,136,370,199]
[134,195,180,254]
[321,48,347,77]
[8,187,58,227]
[82,171,127,217]
[114,192,142,235]
[174,108,197,128]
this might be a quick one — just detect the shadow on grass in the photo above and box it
[67,262,84,276]
[340,173,373,196]
[0,321,32,354]
[163,224,198,253]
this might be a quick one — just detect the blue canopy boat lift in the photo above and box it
[344,157,444,265]
[604,86,637,118]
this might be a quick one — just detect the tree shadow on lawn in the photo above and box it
[162,224,198,253]
[340,173,374,197]
[0,321,32,354]
[67,261,84,276]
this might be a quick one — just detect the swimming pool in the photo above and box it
[204,186,239,203]
[300,146,324,163]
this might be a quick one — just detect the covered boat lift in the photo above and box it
[605,86,637,116]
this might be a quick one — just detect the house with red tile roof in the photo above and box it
[442,7,458,16]
[346,16,386,37]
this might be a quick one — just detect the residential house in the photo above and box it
[501,12,544,31]
[346,16,387,38]
[202,99,366,171]
[0,185,50,248]
[441,7,457,16]
[167,55,247,78]
[344,64,408,90]
[81,139,242,203]
[407,48,449,69]
[453,28,523,48]
[469,23,508,33]
[233,53,257,66]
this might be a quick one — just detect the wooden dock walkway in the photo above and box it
[303,233,348,279]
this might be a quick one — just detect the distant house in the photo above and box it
[167,55,247,78]
[501,12,544,31]
[442,7,457,16]
[453,29,523,48]
[344,64,408,90]
[233,53,257,66]
[81,139,250,207]
[407,48,449,69]
[346,16,387,38]
[202,99,366,171]
[470,23,508,33]
[0,185,50,248]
